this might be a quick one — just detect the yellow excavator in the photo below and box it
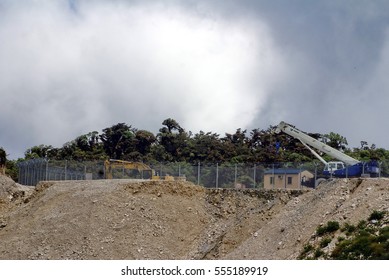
[104,159,183,181]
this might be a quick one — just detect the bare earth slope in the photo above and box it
[226,178,389,259]
[0,175,387,260]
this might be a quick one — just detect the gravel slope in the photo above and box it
[0,176,387,259]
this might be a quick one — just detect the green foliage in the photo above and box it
[322,132,348,151]
[100,123,136,160]
[326,221,340,232]
[25,145,55,159]
[301,210,388,260]
[298,244,314,259]
[368,210,385,221]
[5,160,18,181]
[20,117,389,165]
[316,221,340,236]
[314,248,324,258]
[341,223,356,236]
[331,225,389,259]
[337,236,345,242]
[357,220,367,230]
[320,237,332,248]
[0,147,6,165]
[316,225,327,236]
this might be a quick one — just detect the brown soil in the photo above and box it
[0,175,387,259]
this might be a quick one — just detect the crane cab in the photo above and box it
[324,161,345,173]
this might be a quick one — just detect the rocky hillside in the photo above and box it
[0,175,387,259]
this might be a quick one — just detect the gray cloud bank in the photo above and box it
[1,0,389,159]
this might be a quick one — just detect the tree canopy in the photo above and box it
[0,147,6,165]
[12,118,388,165]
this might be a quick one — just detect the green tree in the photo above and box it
[59,132,106,161]
[0,147,6,166]
[248,126,289,162]
[100,123,136,160]
[25,145,56,159]
[162,118,184,133]
[156,118,190,161]
[0,147,6,176]
[322,132,348,151]
[135,130,156,156]
[190,131,224,163]
[5,160,18,181]
[222,128,250,162]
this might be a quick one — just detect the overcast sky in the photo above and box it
[1,0,389,159]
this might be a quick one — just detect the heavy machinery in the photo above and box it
[275,121,380,177]
[104,159,183,181]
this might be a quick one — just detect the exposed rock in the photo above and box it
[0,176,387,260]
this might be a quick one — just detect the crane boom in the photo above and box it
[274,121,380,178]
[275,121,359,165]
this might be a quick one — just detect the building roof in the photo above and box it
[264,168,310,175]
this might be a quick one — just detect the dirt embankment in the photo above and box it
[0,175,387,259]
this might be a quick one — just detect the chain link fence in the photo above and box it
[17,159,389,188]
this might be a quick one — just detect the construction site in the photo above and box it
[0,173,388,260]
[1,121,388,260]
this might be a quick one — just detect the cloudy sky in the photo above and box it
[1,0,389,159]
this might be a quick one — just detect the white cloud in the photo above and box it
[0,1,285,158]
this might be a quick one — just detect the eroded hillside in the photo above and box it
[0,175,387,259]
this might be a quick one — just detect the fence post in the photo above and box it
[362,162,366,176]
[33,161,35,184]
[18,163,21,185]
[299,164,301,189]
[29,161,32,186]
[45,160,49,181]
[234,163,237,186]
[253,164,256,188]
[197,162,200,185]
[65,160,67,180]
[216,163,219,188]
[30,161,34,186]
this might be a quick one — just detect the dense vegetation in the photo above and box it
[299,211,389,260]
[2,118,389,178]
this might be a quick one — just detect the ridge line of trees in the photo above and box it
[20,118,387,164]
[2,118,388,180]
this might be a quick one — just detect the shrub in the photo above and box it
[337,236,345,242]
[320,237,332,248]
[326,221,340,232]
[298,244,314,259]
[368,210,385,221]
[331,225,389,260]
[314,249,324,258]
[357,220,367,230]
[342,223,356,236]
[316,225,327,236]
[316,221,340,236]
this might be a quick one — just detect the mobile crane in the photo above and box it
[275,121,380,177]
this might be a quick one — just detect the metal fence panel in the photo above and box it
[17,159,389,188]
